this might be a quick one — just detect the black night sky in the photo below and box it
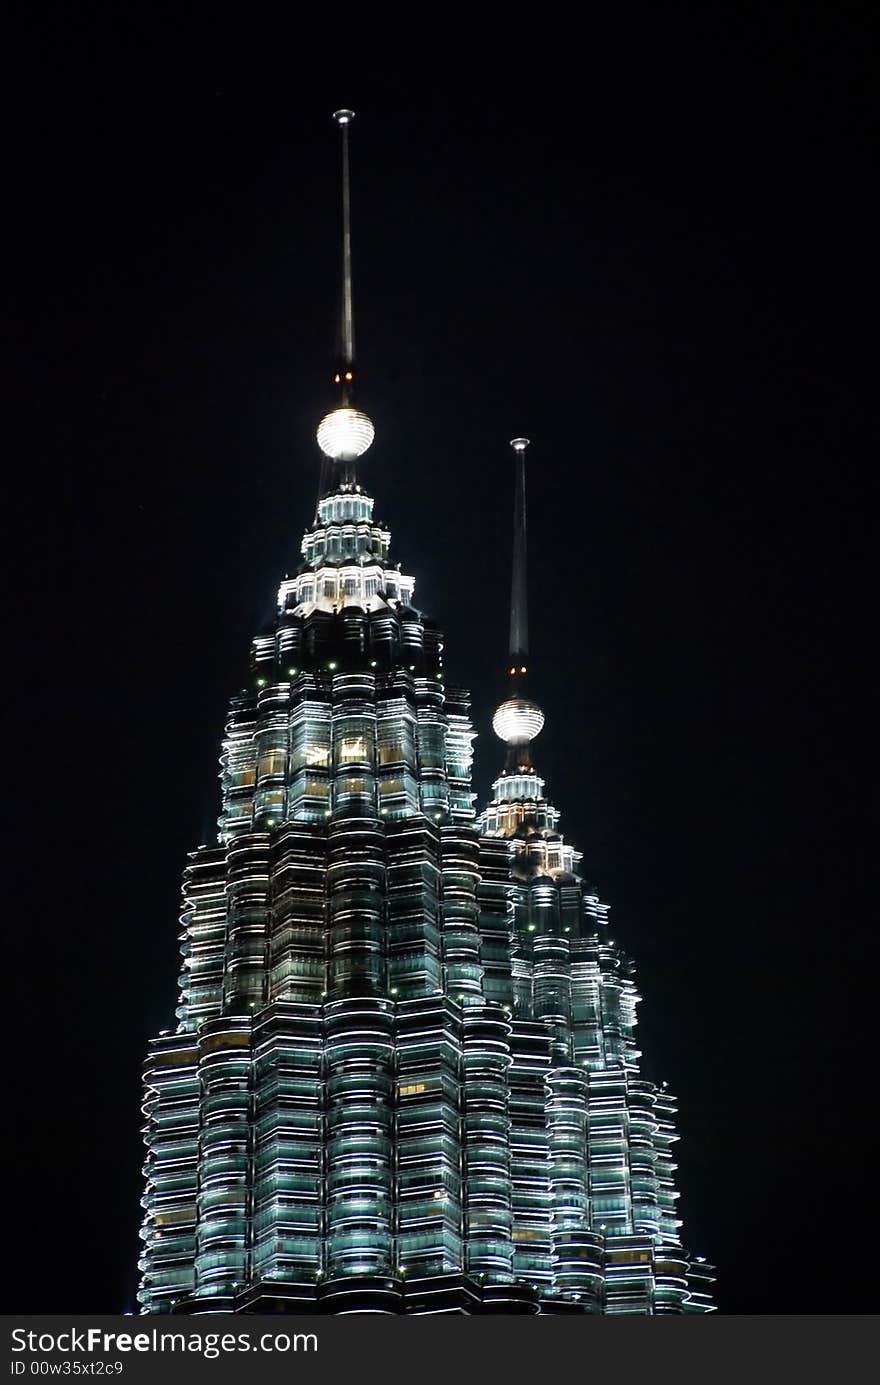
[8,7,872,1315]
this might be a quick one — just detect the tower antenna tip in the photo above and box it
[333,109,355,126]
[510,437,530,452]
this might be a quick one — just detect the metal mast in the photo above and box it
[508,437,530,672]
[315,110,375,501]
[333,108,356,400]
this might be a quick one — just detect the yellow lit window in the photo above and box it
[339,737,367,762]
[154,1207,196,1227]
[340,777,367,794]
[259,750,286,777]
[229,766,256,788]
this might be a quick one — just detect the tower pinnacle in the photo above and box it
[332,109,356,376]
[508,436,530,671]
[493,437,544,766]
[317,109,375,474]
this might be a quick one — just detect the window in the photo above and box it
[338,777,368,795]
[339,737,367,763]
[259,750,286,778]
[228,767,256,789]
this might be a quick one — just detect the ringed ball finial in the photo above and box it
[317,407,375,460]
[493,697,545,746]
[333,109,355,126]
[510,437,530,452]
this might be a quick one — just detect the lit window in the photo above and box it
[339,737,367,763]
[228,766,255,789]
[339,777,367,794]
[259,750,286,777]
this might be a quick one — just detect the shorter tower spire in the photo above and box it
[493,437,544,773]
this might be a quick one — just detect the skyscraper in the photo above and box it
[138,111,714,1316]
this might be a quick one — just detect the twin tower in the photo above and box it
[137,112,714,1316]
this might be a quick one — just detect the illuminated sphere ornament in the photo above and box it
[492,697,545,746]
[317,407,375,460]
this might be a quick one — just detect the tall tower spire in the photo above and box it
[493,437,545,771]
[334,108,356,392]
[316,109,374,489]
[508,436,530,670]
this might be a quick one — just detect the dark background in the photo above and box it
[7,5,872,1314]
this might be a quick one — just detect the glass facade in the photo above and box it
[138,464,714,1315]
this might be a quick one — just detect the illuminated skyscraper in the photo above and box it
[138,112,714,1316]
[477,440,714,1313]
